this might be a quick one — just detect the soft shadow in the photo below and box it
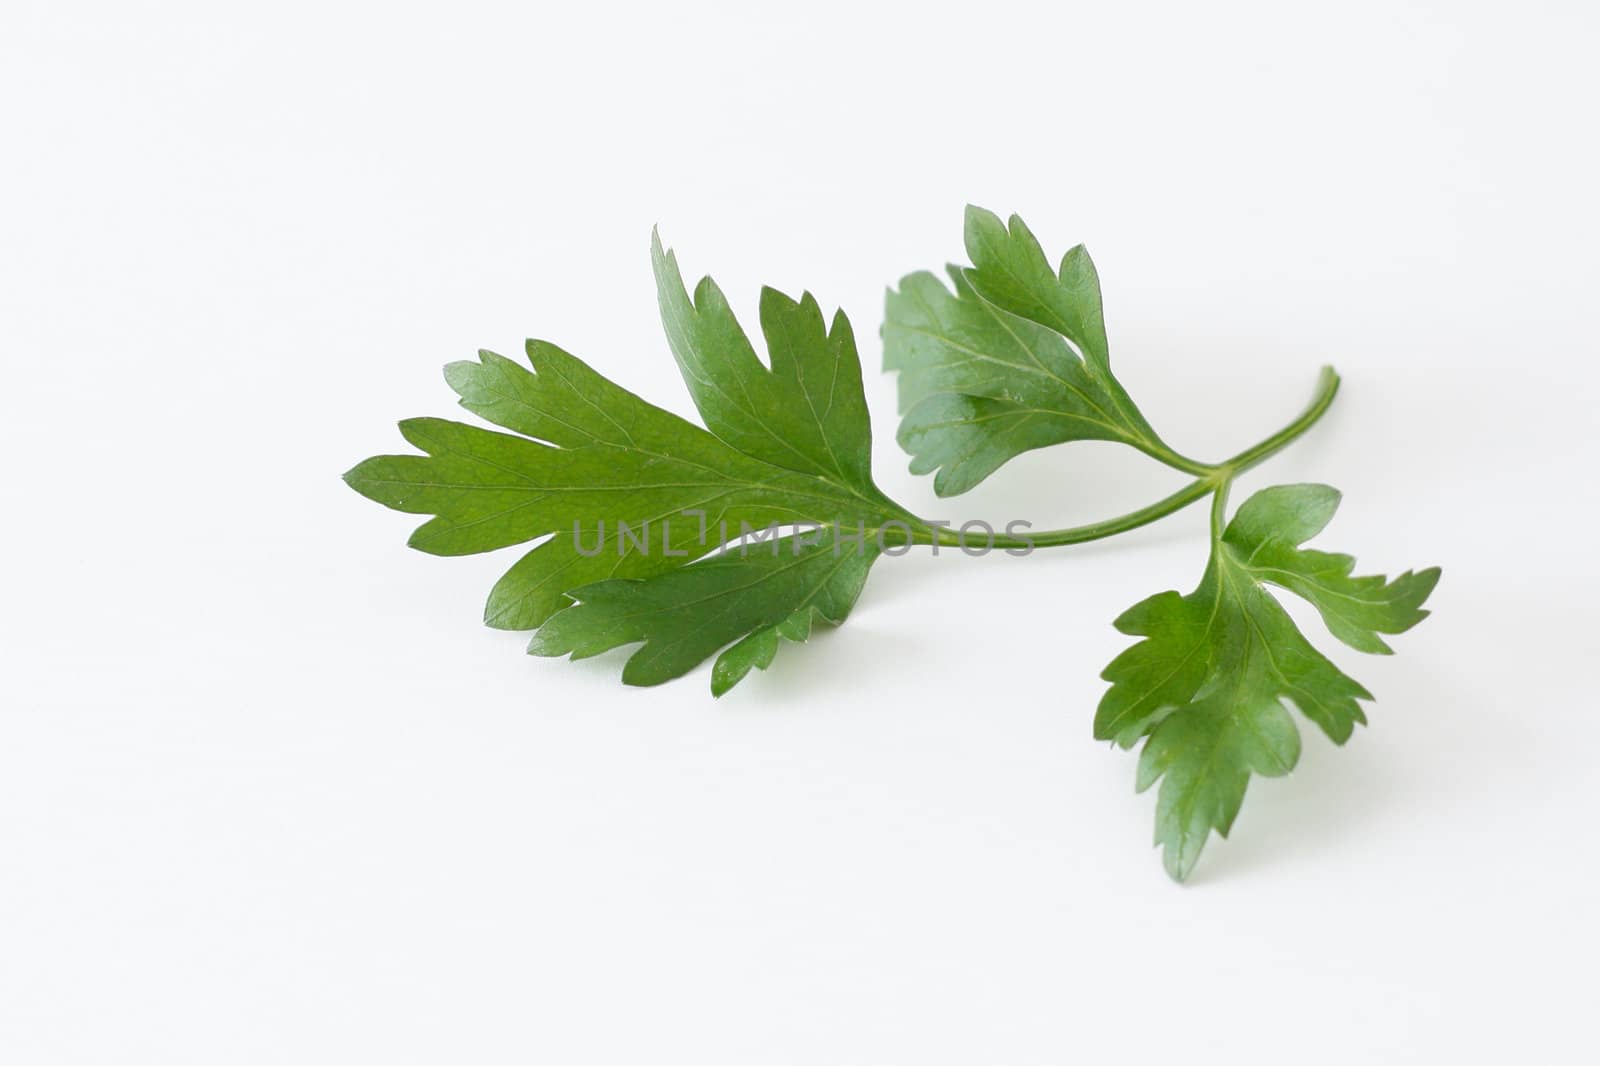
[1183,623,1521,884]
[1185,727,1395,884]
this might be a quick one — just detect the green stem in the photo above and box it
[1132,440,1216,478]
[1214,365,1340,476]
[1209,476,1232,543]
[931,477,1216,549]
[926,367,1340,551]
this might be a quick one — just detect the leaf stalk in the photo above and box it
[924,367,1341,551]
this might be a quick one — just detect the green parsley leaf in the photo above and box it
[653,233,877,494]
[344,236,922,692]
[528,528,878,695]
[882,206,1187,496]
[1096,484,1440,880]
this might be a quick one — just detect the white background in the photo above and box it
[3,1,1597,1062]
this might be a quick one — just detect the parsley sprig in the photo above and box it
[345,206,1439,879]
